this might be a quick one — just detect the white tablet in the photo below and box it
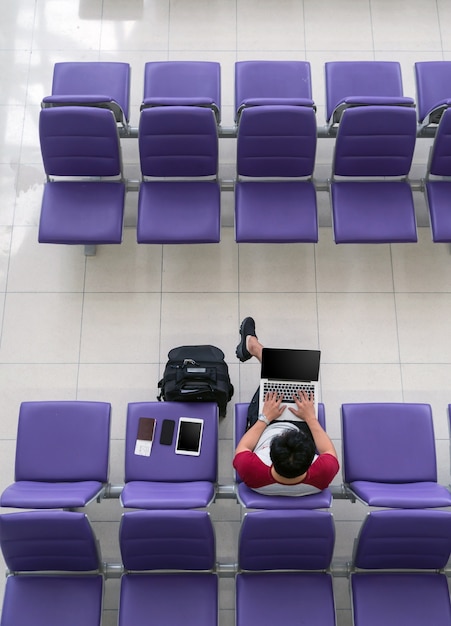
[175,417,204,456]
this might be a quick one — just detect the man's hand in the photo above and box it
[287,390,316,422]
[234,391,286,455]
[261,391,286,422]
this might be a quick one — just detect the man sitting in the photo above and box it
[233,317,339,496]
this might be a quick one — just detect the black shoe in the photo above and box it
[236,317,257,362]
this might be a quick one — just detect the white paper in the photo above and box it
[134,439,152,456]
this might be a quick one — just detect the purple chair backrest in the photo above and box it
[415,61,451,123]
[0,511,100,572]
[120,510,215,571]
[237,105,317,178]
[325,61,404,122]
[124,402,218,483]
[354,510,451,570]
[333,105,416,177]
[428,108,451,176]
[235,61,312,114]
[39,106,122,178]
[14,401,111,482]
[143,61,220,107]
[234,402,326,484]
[342,403,437,484]
[239,509,334,571]
[139,106,218,178]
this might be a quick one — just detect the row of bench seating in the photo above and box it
[42,59,451,129]
[1,400,450,511]
[39,60,451,252]
[1,507,451,625]
[38,97,451,252]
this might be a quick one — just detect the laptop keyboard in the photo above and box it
[263,381,315,402]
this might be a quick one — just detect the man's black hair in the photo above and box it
[270,429,316,479]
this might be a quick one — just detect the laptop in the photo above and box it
[259,348,321,421]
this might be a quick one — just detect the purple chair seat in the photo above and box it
[352,573,451,625]
[142,96,217,108]
[39,181,125,245]
[0,401,111,509]
[342,403,451,508]
[0,510,103,626]
[237,573,335,626]
[325,61,405,124]
[235,61,313,121]
[425,182,451,242]
[122,402,218,510]
[234,403,332,509]
[143,61,221,122]
[1,576,103,626]
[415,61,451,125]
[43,61,131,127]
[235,181,318,243]
[121,480,216,509]
[0,480,105,509]
[237,482,332,509]
[348,480,451,509]
[119,510,218,625]
[239,97,315,110]
[119,574,217,625]
[236,510,336,626]
[350,510,451,625]
[137,181,220,244]
[331,181,417,243]
[329,96,414,127]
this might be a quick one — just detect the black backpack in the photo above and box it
[157,345,234,417]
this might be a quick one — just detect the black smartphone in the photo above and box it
[159,418,176,445]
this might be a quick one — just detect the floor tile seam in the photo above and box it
[2,290,183,295]
[367,0,376,56]
[432,0,446,53]
[0,360,163,365]
[0,229,13,349]
[159,290,241,294]
[75,256,89,399]
[1,359,451,365]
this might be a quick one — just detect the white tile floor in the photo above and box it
[1,1,451,624]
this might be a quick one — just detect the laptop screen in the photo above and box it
[261,348,321,382]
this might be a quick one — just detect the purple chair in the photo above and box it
[341,403,451,508]
[234,402,332,509]
[121,402,218,509]
[325,61,413,126]
[415,61,451,126]
[0,401,111,509]
[424,108,451,242]
[143,61,221,123]
[235,105,318,243]
[350,510,451,625]
[42,61,131,130]
[236,510,336,626]
[119,510,218,626]
[38,106,125,252]
[331,105,417,243]
[234,61,314,121]
[0,510,103,626]
[137,106,220,244]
